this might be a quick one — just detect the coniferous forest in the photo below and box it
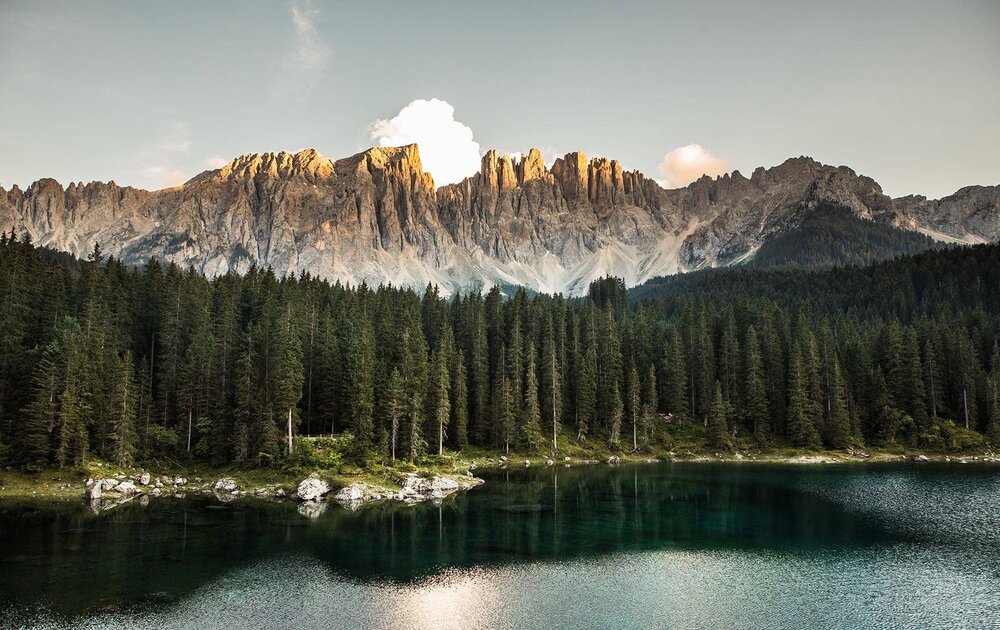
[1,230,999,471]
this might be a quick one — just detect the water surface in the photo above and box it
[2,463,999,629]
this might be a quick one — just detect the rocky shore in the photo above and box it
[77,467,484,515]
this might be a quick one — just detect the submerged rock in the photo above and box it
[296,473,333,502]
[297,501,329,519]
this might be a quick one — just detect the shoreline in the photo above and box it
[2,446,999,506]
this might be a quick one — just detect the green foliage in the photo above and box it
[750,204,938,269]
[0,234,998,471]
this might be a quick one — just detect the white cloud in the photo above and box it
[203,155,229,169]
[656,144,731,188]
[370,98,481,186]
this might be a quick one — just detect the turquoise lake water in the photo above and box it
[2,462,999,629]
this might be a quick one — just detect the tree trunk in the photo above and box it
[187,407,192,452]
[287,407,293,455]
[964,388,970,430]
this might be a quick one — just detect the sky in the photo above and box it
[0,0,998,199]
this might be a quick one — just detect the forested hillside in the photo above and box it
[1,231,998,471]
[749,204,939,269]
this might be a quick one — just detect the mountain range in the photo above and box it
[1,145,997,295]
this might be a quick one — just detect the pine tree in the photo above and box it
[232,323,257,464]
[109,351,139,466]
[641,364,658,445]
[708,381,729,450]
[274,305,304,456]
[519,343,542,449]
[826,358,851,449]
[430,347,450,456]
[540,315,561,452]
[21,338,63,469]
[626,364,641,451]
[662,329,689,418]
[349,316,377,462]
[787,343,822,448]
[386,368,404,461]
[743,326,770,444]
[608,378,624,446]
[576,308,597,439]
[449,350,469,450]
[56,323,89,467]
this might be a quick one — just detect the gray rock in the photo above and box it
[116,481,139,497]
[607,456,621,465]
[915,454,930,462]
[400,475,460,501]
[100,478,120,491]
[84,479,102,500]
[296,473,333,502]
[333,484,366,506]
[139,472,151,486]
[214,478,239,494]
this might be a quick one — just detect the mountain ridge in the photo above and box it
[1,145,997,295]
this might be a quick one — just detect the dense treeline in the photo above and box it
[1,232,998,470]
[749,204,939,269]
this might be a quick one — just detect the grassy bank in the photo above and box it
[2,423,998,502]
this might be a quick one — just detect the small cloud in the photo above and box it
[203,155,229,169]
[656,144,731,188]
[370,98,481,186]
[129,122,194,189]
[142,165,188,189]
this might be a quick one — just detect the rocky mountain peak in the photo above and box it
[1,144,995,297]
[215,148,335,182]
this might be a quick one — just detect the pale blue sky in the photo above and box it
[1,0,997,198]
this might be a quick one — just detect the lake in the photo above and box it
[2,462,999,629]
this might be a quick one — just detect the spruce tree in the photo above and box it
[743,326,770,444]
[787,343,822,448]
[662,329,689,418]
[519,343,542,449]
[626,364,641,451]
[386,368,404,461]
[708,381,729,450]
[109,351,139,466]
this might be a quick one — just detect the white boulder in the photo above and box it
[333,484,366,505]
[296,473,333,502]
[139,472,151,486]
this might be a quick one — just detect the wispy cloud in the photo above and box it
[275,1,332,98]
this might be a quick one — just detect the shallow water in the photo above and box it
[2,463,999,629]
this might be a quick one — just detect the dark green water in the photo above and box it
[2,463,999,629]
